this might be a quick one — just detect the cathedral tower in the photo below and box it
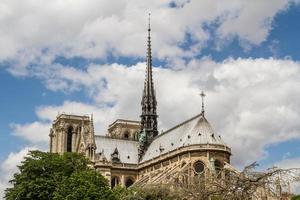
[139,14,158,159]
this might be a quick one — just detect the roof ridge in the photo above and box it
[95,135,139,143]
[108,119,140,127]
[152,113,203,141]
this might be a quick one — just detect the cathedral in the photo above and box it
[49,19,232,189]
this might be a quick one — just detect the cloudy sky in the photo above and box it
[1,0,300,197]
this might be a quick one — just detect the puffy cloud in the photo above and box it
[276,157,300,169]
[0,147,37,199]
[211,58,300,166]
[10,57,300,168]
[0,0,298,75]
[10,122,50,144]
[216,0,290,46]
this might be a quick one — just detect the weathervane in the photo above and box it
[200,91,206,115]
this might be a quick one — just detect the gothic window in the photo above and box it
[193,160,205,174]
[111,176,120,188]
[67,127,73,152]
[123,130,130,139]
[125,177,134,188]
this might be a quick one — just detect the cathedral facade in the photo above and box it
[49,21,232,189]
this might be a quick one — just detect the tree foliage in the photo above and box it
[53,170,114,200]
[115,185,181,200]
[292,195,300,200]
[5,151,115,200]
[5,152,300,200]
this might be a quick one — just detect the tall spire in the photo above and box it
[139,13,158,160]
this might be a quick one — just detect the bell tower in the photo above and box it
[49,114,96,161]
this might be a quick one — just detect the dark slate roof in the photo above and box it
[142,113,227,162]
[95,136,139,164]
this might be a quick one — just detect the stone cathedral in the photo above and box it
[49,20,233,189]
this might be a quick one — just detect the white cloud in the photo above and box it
[0,0,298,75]
[216,0,290,45]
[276,157,300,169]
[10,122,51,145]
[10,57,300,168]
[0,147,37,199]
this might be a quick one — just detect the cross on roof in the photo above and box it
[148,13,151,31]
[200,91,206,114]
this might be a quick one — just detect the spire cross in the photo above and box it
[148,13,151,31]
[200,91,206,114]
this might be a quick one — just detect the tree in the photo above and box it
[292,195,300,200]
[119,162,300,200]
[168,162,300,200]
[118,185,181,200]
[5,151,114,200]
[53,170,115,200]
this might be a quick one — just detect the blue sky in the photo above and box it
[1,0,300,196]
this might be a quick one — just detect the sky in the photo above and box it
[1,0,300,197]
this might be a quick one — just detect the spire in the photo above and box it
[86,114,96,160]
[200,91,206,115]
[86,114,96,147]
[89,114,95,144]
[139,14,158,160]
[145,12,153,98]
[147,13,152,69]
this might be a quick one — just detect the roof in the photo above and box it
[95,135,139,164]
[108,119,140,128]
[54,114,90,123]
[141,113,227,162]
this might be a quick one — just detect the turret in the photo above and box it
[86,114,97,161]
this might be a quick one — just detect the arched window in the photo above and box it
[111,176,120,188]
[193,160,205,174]
[125,177,134,187]
[67,127,73,152]
[123,131,130,139]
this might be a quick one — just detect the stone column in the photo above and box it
[58,130,62,153]
[72,131,76,152]
[49,130,53,153]
[121,175,125,187]
[62,129,66,153]
[55,131,59,153]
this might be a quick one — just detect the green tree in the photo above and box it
[292,195,300,200]
[120,185,181,200]
[5,151,114,200]
[53,170,115,200]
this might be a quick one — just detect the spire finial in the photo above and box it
[146,12,152,68]
[90,113,94,134]
[148,12,151,32]
[200,91,206,114]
